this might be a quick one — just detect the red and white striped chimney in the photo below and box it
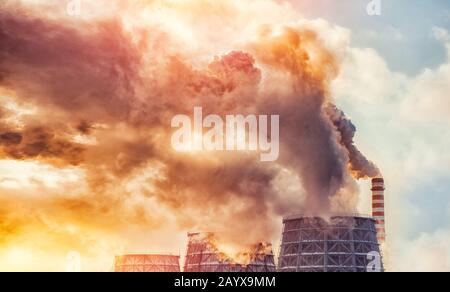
[372,178,386,243]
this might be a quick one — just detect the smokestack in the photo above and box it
[372,178,386,243]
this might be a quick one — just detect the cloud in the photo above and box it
[1,0,447,272]
[0,0,378,250]
[331,26,450,271]
[393,230,450,272]
[361,26,406,43]
[399,27,450,123]
[0,8,143,123]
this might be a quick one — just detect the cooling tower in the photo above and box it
[114,254,181,272]
[278,215,384,272]
[184,232,276,272]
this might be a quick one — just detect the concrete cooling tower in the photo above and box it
[184,232,276,272]
[278,215,384,272]
[114,254,181,272]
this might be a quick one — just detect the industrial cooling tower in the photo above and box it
[184,232,276,272]
[114,254,181,272]
[278,215,384,272]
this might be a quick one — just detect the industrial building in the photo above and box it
[114,178,386,272]
[114,254,181,272]
[277,178,386,272]
[277,215,383,272]
[184,232,276,272]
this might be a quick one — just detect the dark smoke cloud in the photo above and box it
[326,104,380,179]
[0,125,85,166]
[0,132,22,145]
[247,26,362,214]
[0,8,143,124]
[0,4,380,249]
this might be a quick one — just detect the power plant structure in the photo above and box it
[184,232,277,272]
[277,215,383,272]
[113,178,386,272]
[372,178,386,243]
[277,178,386,272]
[113,254,181,272]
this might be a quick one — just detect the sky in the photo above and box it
[292,0,450,74]
[318,0,450,271]
[0,0,449,272]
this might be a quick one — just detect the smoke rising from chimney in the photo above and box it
[0,0,381,251]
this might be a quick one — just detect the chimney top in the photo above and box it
[371,177,385,191]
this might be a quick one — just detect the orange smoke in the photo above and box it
[0,0,379,271]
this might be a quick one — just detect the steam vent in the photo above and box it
[184,233,276,272]
[278,215,384,272]
[114,254,181,272]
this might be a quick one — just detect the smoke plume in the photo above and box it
[0,0,380,260]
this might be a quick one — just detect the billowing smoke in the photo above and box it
[326,104,381,179]
[0,0,380,256]
[0,126,84,166]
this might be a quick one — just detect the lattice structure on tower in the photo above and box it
[278,215,384,272]
[184,232,276,272]
[114,254,181,272]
